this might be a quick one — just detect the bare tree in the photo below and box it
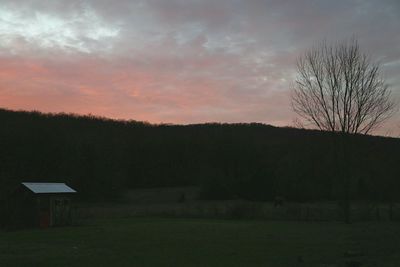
[291,38,396,223]
[292,38,395,135]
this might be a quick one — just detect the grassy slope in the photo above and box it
[1,218,400,267]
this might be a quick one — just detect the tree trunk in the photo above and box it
[344,181,351,224]
[339,134,352,224]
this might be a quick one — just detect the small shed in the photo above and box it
[6,182,77,229]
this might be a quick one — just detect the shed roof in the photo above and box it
[22,182,77,194]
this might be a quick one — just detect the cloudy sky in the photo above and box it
[0,0,399,134]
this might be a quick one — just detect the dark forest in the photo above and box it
[1,108,399,203]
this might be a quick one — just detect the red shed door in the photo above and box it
[39,211,50,228]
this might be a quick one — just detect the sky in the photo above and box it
[0,0,399,135]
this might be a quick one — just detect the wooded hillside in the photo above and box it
[1,108,398,202]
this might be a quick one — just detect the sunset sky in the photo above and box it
[0,0,399,135]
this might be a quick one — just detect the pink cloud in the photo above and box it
[0,0,398,136]
[0,49,295,125]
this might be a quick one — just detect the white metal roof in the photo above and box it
[22,182,77,194]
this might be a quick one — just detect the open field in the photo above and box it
[77,187,400,222]
[1,218,400,267]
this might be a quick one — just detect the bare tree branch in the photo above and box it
[291,38,395,135]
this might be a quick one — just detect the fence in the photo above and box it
[75,200,400,222]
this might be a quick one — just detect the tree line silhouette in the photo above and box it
[0,108,398,204]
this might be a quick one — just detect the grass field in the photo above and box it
[1,218,400,267]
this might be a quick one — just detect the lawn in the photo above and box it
[1,218,400,267]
